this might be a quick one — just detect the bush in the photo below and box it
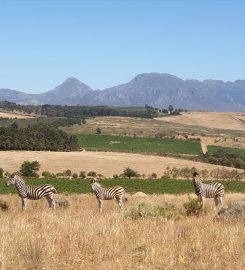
[63,169,72,177]
[216,200,245,221]
[20,161,40,177]
[183,195,205,216]
[0,168,3,178]
[210,168,244,181]
[54,196,70,208]
[0,201,10,211]
[72,173,78,179]
[79,171,86,179]
[123,167,139,179]
[42,171,55,178]
[113,174,119,179]
[151,173,157,179]
[125,202,182,220]
[95,128,101,134]
[87,171,97,177]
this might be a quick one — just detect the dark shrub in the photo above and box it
[20,161,40,177]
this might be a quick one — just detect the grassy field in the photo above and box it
[77,133,245,156]
[0,193,244,269]
[1,178,245,195]
[77,134,202,155]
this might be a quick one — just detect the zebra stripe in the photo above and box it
[6,173,57,210]
[90,179,127,212]
[192,172,224,209]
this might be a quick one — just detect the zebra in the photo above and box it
[6,173,57,210]
[90,179,127,212]
[192,172,224,210]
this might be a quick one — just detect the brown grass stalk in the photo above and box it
[0,193,244,269]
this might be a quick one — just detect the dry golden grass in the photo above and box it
[0,150,238,177]
[0,111,35,119]
[0,193,245,269]
[158,112,245,131]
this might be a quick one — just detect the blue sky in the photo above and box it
[0,0,245,93]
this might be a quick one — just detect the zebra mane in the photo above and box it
[193,174,203,183]
[14,174,26,183]
[92,181,103,188]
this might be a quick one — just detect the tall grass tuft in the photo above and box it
[183,195,206,216]
[125,201,183,220]
[0,200,10,211]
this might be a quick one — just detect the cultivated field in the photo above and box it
[0,193,244,269]
[158,112,245,131]
[62,113,245,149]
[0,150,240,178]
[1,178,245,195]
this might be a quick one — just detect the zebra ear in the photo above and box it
[89,178,96,184]
[10,172,17,178]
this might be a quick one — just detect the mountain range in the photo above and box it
[1,73,245,111]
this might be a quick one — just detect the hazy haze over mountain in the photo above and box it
[0,73,245,111]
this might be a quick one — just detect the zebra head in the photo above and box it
[90,178,102,192]
[192,172,198,178]
[90,178,97,184]
[6,173,18,187]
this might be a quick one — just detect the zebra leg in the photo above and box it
[50,194,56,209]
[214,196,219,212]
[200,196,205,210]
[116,197,123,209]
[219,196,224,209]
[46,195,55,209]
[21,197,27,211]
[98,199,103,212]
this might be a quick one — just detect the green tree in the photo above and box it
[79,171,86,179]
[63,169,72,177]
[87,171,97,177]
[123,167,139,179]
[20,161,40,177]
[151,173,157,179]
[95,128,102,134]
[0,168,4,178]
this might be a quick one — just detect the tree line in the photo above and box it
[202,150,245,169]
[0,125,79,151]
[0,101,158,119]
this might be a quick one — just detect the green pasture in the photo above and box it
[1,178,245,195]
[77,134,202,155]
[76,134,245,156]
